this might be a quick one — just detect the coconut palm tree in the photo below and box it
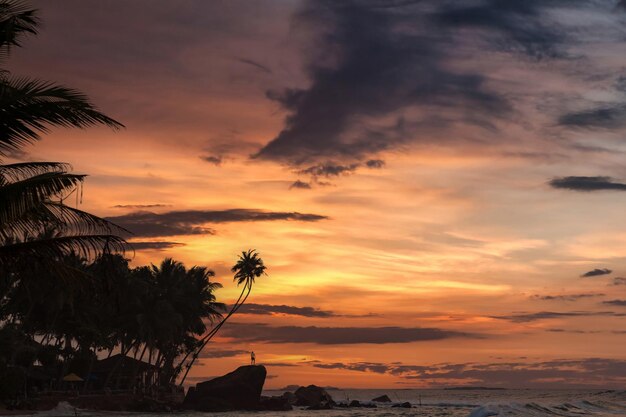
[0,0,126,268]
[178,249,266,386]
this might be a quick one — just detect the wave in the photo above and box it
[469,391,626,417]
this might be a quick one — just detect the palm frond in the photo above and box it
[0,171,85,227]
[43,202,131,236]
[0,0,38,57]
[0,234,127,265]
[0,77,124,155]
[0,161,71,181]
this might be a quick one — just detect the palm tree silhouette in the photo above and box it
[177,249,266,386]
[0,0,126,269]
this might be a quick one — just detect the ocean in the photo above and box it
[40,389,626,417]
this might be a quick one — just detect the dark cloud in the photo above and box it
[492,311,618,323]
[235,303,336,318]
[220,323,475,344]
[365,159,385,169]
[314,362,390,374]
[558,104,626,129]
[254,0,513,164]
[434,0,571,60]
[299,163,359,177]
[532,293,605,302]
[111,204,171,209]
[129,241,184,250]
[549,176,626,192]
[612,277,626,286]
[105,209,328,237]
[263,362,299,367]
[289,180,312,190]
[307,358,626,388]
[546,328,597,334]
[200,155,222,165]
[236,57,272,74]
[603,300,626,307]
[312,358,626,388]
[581,268,612,278]
[199,349,248,359]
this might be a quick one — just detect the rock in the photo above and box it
[183,365,266,411]
[307,402,333,410]
[349,400,361,407]
[392,401,412,408]
[363,402,377,408]
[280,391,297,405]
[294,385,335,408]
[259,395,292,411]
[372,394,392,402]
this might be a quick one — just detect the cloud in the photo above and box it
[235,303,336,318]
[612,277,626,286]
[199,349,248,359]
[200,155,222,165]
[307,358,626,388]
[220,323,475,344]
[129,241,185,250]
[532,293,605,302]
[254,0,513,164]
[299,163,359,177]
[603,300,626,307]
[558,104,626,129]
[492,311,618,323]
[581,268,612,278]
[111,204,171,209]
[546,328,597,334]
[313,362,390,374]
[263,362,300,367]
[433,0,571,60]
[289,180,312,190]
[236,57,272,74]
[105,209,328,237]
[549,176,626,192]
[365,159,385,169]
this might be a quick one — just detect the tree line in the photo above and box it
[0,0,265,404]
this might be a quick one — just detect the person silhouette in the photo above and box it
[251,351,256,365]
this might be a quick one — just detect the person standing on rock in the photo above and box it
[251,351,256,365]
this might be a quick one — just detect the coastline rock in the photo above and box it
[307,402,333,410]
[295,385,335,408]
[349,400,361,407]
[372,394,392,402]
[259,395,292,411]
[184,365,266,411]
[392,401,412,408]
[280,391,297,405]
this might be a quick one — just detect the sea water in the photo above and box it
[40,389,626,416]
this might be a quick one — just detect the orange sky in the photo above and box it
[8,0,626,389]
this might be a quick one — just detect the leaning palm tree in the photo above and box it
[177,249,266,386]
[0,0,126,267]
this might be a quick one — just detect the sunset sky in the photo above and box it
[9,0,626,389]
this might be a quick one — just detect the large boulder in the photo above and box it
[295,385,335,408]
[184,365,266,411]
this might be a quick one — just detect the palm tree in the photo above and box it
[0,0,126,268]
[178,249,266,386]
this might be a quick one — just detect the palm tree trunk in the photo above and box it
[172,282,248,381]
[178,281,252,386]
[82,345,96,393]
